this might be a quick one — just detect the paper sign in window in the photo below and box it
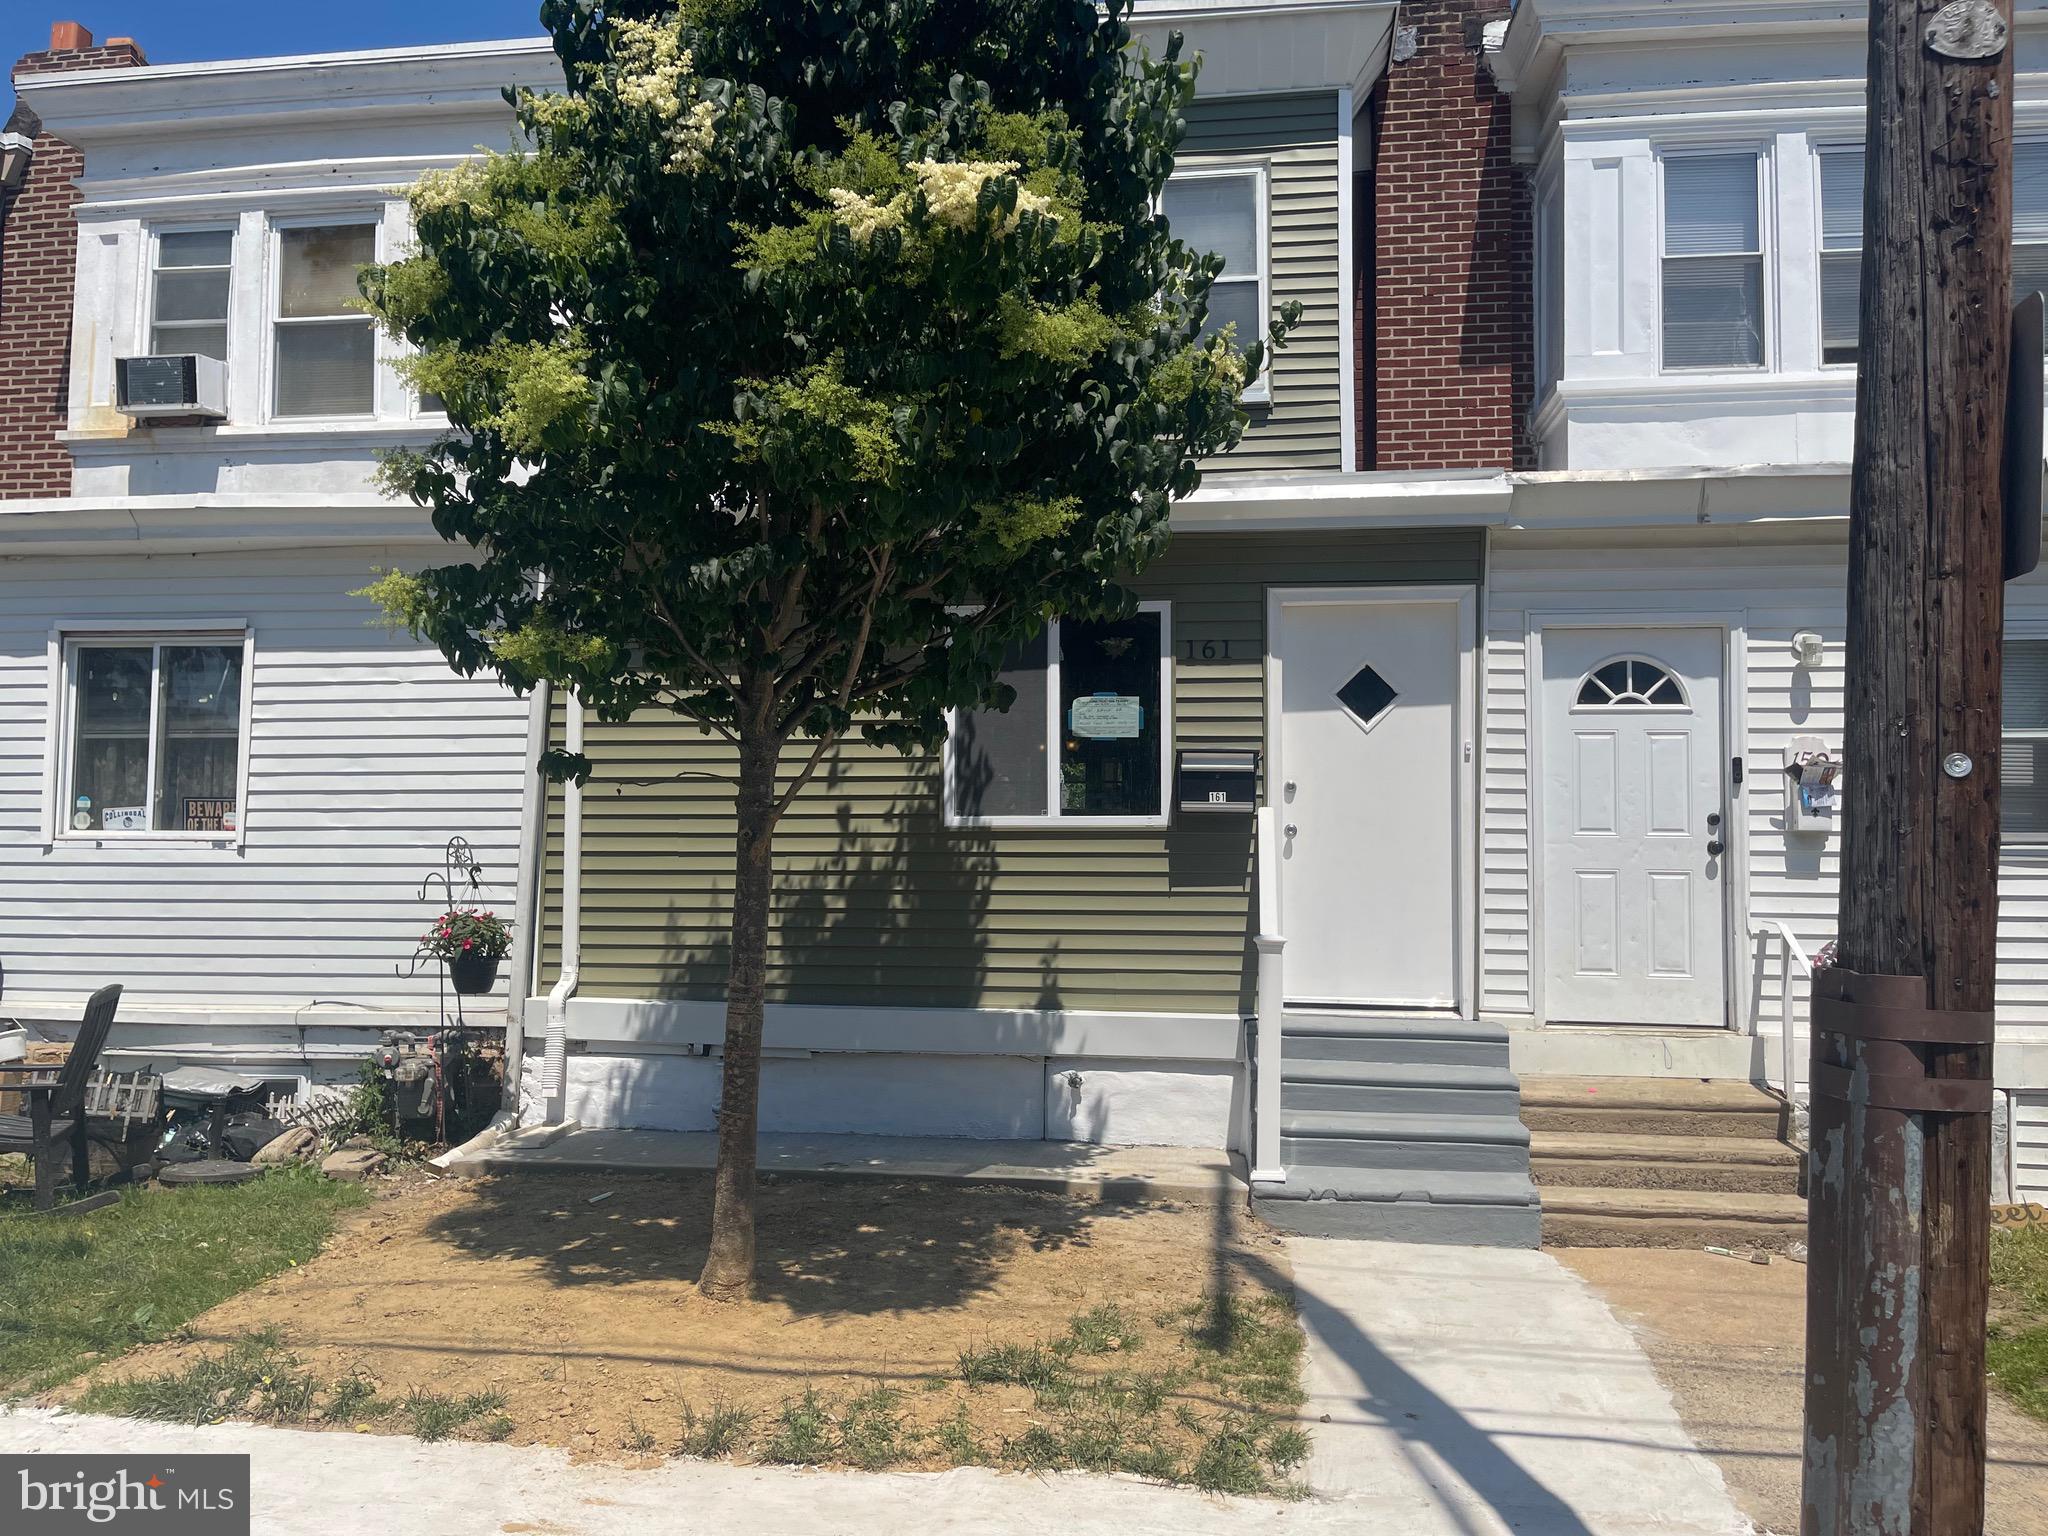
[1069,694,1144,740]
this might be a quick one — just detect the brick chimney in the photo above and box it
[1,22,150,499]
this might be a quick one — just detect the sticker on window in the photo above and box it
[184,797,236,832]
[1069,693,1144,740]
[100,806,149,831]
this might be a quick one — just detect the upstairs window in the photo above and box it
[63,636,246,837]
[150,230,232,362]
[274,224,376,418]
[1161,169,1269,399]
[947,607,1172,828]
[1662,152,1764,370]
[1820,140,2048,364]
[2006,639,2048,844]
[1819,148,1865,365]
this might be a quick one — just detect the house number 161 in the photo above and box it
[1183,640,1233,661]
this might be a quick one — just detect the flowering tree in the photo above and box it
[361,0,1289,1300]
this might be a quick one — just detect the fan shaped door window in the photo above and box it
[1541,630,1727,1027]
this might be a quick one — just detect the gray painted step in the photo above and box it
[1255,1167,1542,1246]
[1280,1060,1522,1116]
[1281,1013,1511,1067]
[1280,1109,1532,1174]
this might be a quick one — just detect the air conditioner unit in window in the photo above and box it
[113,354,228,419]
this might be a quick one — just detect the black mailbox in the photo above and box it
[1176,748,1259,813]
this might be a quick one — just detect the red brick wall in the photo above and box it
[0,31,148,500]
[1366,3,1532,471]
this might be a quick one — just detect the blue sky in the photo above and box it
[6,3,546,119]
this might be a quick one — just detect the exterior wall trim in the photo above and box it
[1521,604,1752,1030]
[521,995,1246,1063]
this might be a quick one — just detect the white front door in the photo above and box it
[1274,590,1469,1009]
[1541,627,1728,1026]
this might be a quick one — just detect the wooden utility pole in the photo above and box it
[1802,0,2012,1531]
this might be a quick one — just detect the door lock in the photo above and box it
[1706,839,1725,857]
[1706,811,1722,829]
[1284,823,1298,838]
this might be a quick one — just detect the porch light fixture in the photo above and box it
[0,133,33,196]
[1791,631,1825,668]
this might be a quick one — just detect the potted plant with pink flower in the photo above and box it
[420,906,512,995]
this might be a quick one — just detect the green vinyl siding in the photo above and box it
[538,529,1481,1018]
[1181,91,1345,475]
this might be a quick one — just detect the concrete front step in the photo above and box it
[1529,1131,1805,1195]
[1539,1186,1810,1251]
[1281,1012,1510,1068]
[1254,1165,1541,1246]
[1519,1074,1789,1139]
[1281,1108,1531,1174]
[1280,1059,1522,1116]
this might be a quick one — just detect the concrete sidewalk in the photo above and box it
[451,1125,1246,1203]
[0,1237,1754,1535]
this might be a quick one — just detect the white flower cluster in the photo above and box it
[827,188,907,243]
[912,160,1051,232]
[603,16,718,174]
[411,160,489,216]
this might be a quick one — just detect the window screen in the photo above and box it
[949,628,1049,820]
[1662,153,1764,369]
[274,225,376,417]
[152,230,232,362]
[1819,149,1864,365]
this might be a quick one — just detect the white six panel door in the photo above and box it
[1276,591,1467,1009]
[1540,627,1727,1026]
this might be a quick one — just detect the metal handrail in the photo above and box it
[1749,916,1814,1100]
[1251,805,1286,1184]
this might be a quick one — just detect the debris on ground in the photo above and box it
[253,1127,321,1167]
[319,1149,388,1183]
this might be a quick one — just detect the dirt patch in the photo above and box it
[62,1170,1301,1482]
[1560,1248,2048,1536]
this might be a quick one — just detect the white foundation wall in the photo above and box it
[1481,526,2048,1086]
[0,545,529,1019]
[518,1049,1241,1149]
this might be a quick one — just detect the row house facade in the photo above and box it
[0,0,2041,1240]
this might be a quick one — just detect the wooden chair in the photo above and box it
[0,984,123,1210]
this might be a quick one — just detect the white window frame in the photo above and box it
[265,213,384,424]
[1161,164,1272,405]
[142,223,236,364]
[2004,629,2048,849]
[44,621,256,849]
[2014,136,2048,315]
[1656,145,1771,374]
[943,600,1174,831]
[1814,141,1865,370]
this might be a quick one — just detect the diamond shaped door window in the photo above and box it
[1336,664,1398,731]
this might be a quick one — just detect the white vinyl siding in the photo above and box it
[1661,152,1764,369]
[2017,1093,2048,1203]
[0,549,527,1011]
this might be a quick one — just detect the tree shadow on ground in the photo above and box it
[421,1169,1175,1318]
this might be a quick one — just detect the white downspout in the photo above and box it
[493,675,551,1128]
[1252,804,1287,1186]
[541,691,583,1125]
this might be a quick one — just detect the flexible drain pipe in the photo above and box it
[540,690,583,1124]
[494,676,552,1127]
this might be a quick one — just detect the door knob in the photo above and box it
[1706,839,1725,857]
[1284,823,1298,837]
[1706,811,1722,829]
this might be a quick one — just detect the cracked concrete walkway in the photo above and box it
[0,1237,1753,1535]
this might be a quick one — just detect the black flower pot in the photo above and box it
[448,951,501,996]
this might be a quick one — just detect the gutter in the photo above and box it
[493,674,552,1129]
[540,692,583,1125]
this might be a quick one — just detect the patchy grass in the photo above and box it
[0,1167,367,1395]
[679,1399,755,1459]
[1990,1226,2048,1420]
[81,1332,513,1443]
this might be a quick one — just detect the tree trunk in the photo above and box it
[1802,0,2010,1529]
[698,722,780,1302]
